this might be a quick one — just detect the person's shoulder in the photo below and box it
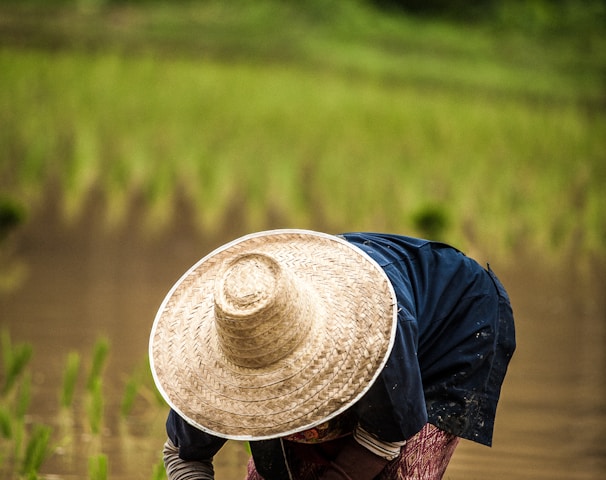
[338,233,427,269]
[341,232,444,253]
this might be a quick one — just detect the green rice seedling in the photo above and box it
[86,338,109,392]
[88,454,108,480]
[122,357,167,411]
[55,408,75,468]
[15,372,31,420]
[20,424,52,478]
[60,352,81,408]
[1,329,10,377]
[120,375,139,418]
[0,195,27,243]
[0,406,12,439]
[412,204,450,241]
[151,455,167,480]
[87,377,104,436]
[9,414,26,470]
[121,358,166,418]
[144,358,167,409]
[0,330,33,396]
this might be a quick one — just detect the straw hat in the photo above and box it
[149,229,397,440]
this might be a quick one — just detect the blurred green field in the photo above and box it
[1,0,605,260]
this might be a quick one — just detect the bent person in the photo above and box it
[149,230,516,480]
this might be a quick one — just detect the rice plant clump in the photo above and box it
[0,330,52,480]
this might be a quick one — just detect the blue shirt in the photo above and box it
[166,233,516,465]
[342,233,515,445]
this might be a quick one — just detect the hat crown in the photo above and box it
[213,253,318,368]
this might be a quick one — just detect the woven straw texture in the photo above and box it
[149,230,397,440]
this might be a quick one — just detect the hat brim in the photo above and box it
[149,229,397,440]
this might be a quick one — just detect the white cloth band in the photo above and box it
[353,425,406,461]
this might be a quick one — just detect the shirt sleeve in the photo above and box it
[166,409,227,462]
[163,438,215,480]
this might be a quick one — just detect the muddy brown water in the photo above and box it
[1,198,605,479]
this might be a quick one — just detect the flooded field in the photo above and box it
[1,197,605,479]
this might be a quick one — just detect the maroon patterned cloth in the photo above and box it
[245,423,459,480]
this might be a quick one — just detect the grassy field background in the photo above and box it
[1,0,605,261]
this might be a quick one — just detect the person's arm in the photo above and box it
[163,438,215,480]
[164,410,227,480]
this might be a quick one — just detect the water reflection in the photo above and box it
[1,200,604,479]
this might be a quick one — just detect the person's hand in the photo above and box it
[320,437,388,480]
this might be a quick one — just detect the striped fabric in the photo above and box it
[163,439,214,480]
[353,425,407,461]
[246,423,459,480]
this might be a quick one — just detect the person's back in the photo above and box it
[343,232,515,446]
